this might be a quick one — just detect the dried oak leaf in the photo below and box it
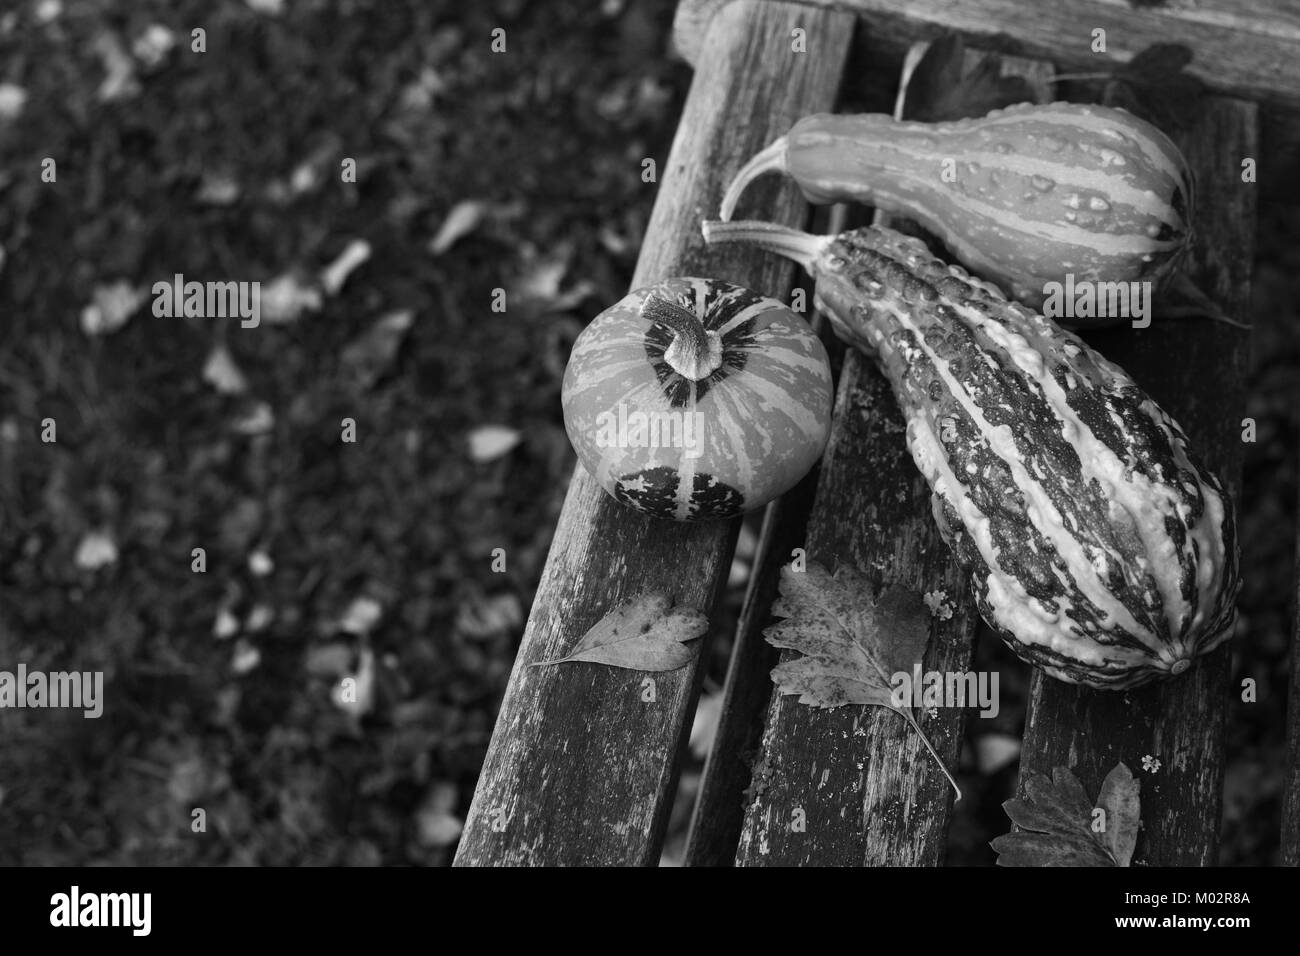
[1103,43,1204,131]
[906,32,1035,123]
[992,762,1140,866]
[763,561,959,797]
[531,592,707,671]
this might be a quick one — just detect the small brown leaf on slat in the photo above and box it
[904,32,1035,124]
[763,561,960,798]
[1096,762,1141,867]
[530,592,707,672]
[994,763,1139,866]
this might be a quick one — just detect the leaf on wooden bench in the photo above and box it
[529,592,707,672]
[763,562,960,798]
[904,33,1036,124]
[992,763,1141,866]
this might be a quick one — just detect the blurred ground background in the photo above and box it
[0,0,1295,866]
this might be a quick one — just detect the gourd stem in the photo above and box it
[719,136,789,221]
[702,219,824,274]
[640,293,723,380]
[1163,273,1253,330]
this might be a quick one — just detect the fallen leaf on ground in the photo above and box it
[415,782,462,847]
[244,604,273,633]
[339,596,383,635]
[202,344,248,394]
[196,172,241,206]
[81,281,146,336]
[530,592,707,671]
[132,24,176,70]
[320,239,371,295]
[230,400,274,435]
[974,733,1022,775]
[429,201,487,256]
[305,643,353,678]
[456,592,522,639]
[212,606,240,640]
[467,425,520,462]
[92,30,139,102]
[259,274,322,324]
[231,639,261,675]
[0,83,26,121]
[341,310,413,389]
[74,530,118,570]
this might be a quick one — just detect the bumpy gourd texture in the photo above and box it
[809,227,1238,689]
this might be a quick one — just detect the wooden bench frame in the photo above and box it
[455,0,1291,866]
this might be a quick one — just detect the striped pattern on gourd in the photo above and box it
[562,278,833,521]
[703,220,1238,689]
[720,103,1194,314]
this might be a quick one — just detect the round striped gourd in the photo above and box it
[561,278,832,521]
[720,102,1194,319]
[704,220,1239,689]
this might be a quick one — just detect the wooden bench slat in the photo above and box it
[1015,97,1257,866]
[454,0,856,867]
[727,48,1051,869]
[674,0,1300,113]
[733,328,980,867]
[683,469,819,865]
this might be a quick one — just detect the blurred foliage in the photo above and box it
[0,0,687,865]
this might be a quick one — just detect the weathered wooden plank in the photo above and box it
[733,52,1052,868]
[682,467,819,866]
[674,0,1300,113]
[1015,98,1257,866]
[454,0,855,867]
[733,339,981,866]
[1281,471,1300,866]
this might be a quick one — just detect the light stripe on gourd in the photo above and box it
[562,278,832,521]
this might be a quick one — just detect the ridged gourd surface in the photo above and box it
[809,227,1237,689]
